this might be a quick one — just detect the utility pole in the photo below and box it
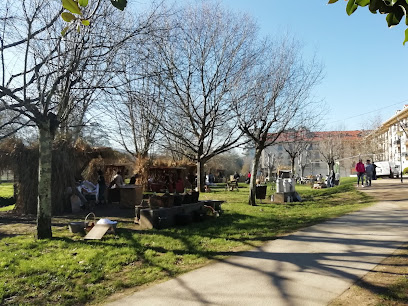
[397,131,404,183]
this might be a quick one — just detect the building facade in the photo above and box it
[259,106,408,180]
[369,105,408,172]
[260,130,365,178]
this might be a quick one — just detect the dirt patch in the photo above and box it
[329,244,408,305]
[0,212,36,238]
[330,178,408,305]
[0,204,138,238]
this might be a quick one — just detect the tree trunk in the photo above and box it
[300,164,306,177]
[291,156,296,175]
[196,160,205,192]
[248,146,262,206]
[37,124,54,239]
[328,161,334,173]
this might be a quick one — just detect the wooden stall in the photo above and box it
[148,166,190,193]
[119,185,143,208]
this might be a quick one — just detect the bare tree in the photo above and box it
[318,131,346,173]
[205,152,244,179]
[234,38,322,205]
[261,152,276,180]
[281,128,314,175]
[0,0,158,238]
[149,2,256,191]
[101,2,170,161]
[298,147,311,177]
[106,57,164,159]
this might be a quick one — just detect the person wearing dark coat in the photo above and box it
[97,170,106,205]
[372,162,377,180]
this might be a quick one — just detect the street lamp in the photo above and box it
[396,131,404,183]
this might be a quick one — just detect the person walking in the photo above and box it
[97,169,106,205]
[355,159,365,187]
[365,159,374,187]
[246,172,251,184]
[233,171,240,188]
[372,161,377,180]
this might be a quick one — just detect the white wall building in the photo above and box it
[260,142,327,178]
[258,105,408,180]
[370,105,408,172]
[260,131,364,178]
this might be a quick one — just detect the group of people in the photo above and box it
[205,173,216,185]
[73,170,108,210]
[148,171,187,193]
[355,159,376,187]
[97,170,140,205]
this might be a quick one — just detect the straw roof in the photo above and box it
[0,137,128,215]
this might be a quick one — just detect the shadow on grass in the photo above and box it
[0,232,20,239]
[3,179,390,305]
[94,203,408,305]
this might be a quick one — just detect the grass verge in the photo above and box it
[0,177,373,305]
[330,243,408,306]
[0,183,13,198]
[0,183,15,209]
[0,205,14,212]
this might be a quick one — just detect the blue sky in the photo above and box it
[219,0,408,131]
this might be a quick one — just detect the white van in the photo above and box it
[374,161,399,178]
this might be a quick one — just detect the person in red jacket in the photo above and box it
[355,159,366,187]
[246,172,251,184]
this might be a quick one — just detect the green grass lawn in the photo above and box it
[0,177,374,305]
[0,182,13,198]
[0,183,15,211]
[0,205,14,212]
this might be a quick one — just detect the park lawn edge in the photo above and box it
[0,177,376,305]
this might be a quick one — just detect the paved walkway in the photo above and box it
[106,179,408,306]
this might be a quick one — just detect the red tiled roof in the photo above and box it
[310,130,366,141]
[270,130,367,143]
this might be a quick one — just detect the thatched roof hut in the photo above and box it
[0,137,130,215]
